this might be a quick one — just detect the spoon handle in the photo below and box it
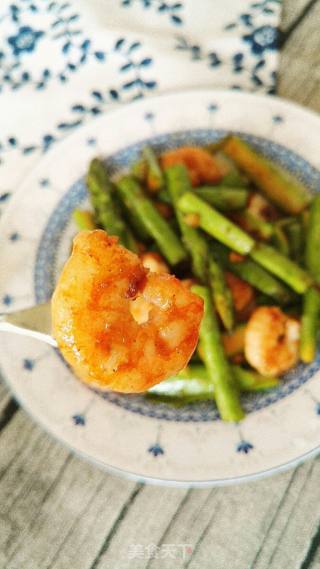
[0,302,57,347]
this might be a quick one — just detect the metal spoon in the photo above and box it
[0,302,57,347]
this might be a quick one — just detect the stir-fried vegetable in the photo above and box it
[74,135,318,423]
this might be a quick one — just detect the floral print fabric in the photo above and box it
[0,0,281,205]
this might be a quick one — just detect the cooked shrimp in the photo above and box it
[140,252,169,274]
[52,230,203,393]
[181,278,197,290]
[245,306,300,376]
[160,146,222,186]
[225,271,255,314]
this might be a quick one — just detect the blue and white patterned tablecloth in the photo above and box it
[0,0,281,208]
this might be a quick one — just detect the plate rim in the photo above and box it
[1,361,320,488]
[1,87,320,487]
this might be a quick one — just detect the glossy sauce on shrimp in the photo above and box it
[52,230,203,393]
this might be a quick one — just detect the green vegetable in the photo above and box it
[72,209,97,231]
[86,158,138,251]
[272,225,290,256]
[212,241,295,304]
[148,366,214,402]
[178,192,255,255]
[305,195,320,283]
[301,209,310,232]
[148,364,279,402]
[286,219,303,262]
[143,146,164,191]
[223,136,311,214]
[131,158,147,182]
[195,186,249,211]
[116,176,187,265]
[157,187,172,204]
[192,285,244,422]
[231,366,280,391]
[300,196,320,362]
[209,255,234,331]
[233,210,274,240]
[300,288,320,363]
[228,257,294,305]
[250,243,313,294]
[159,183,249,212]
[165,164,209,281]
[212,149,249,187]
[116,191,150,242]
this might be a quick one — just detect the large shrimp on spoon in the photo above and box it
[52,230,203,393]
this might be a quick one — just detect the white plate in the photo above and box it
[1,89,320,487]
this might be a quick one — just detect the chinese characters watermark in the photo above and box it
[128,543,193,560]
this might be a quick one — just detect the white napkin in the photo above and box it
[0,0,281,204]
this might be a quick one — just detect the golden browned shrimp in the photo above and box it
[160,146,222,186]
[244,306,300,376]
[140,252,169,274]
[52,230,203,393]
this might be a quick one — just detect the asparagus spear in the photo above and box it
[223,136,311,214]
[209,255,234,331]
[148,364,279,402]
[196,186,249,211]
[157,187,171,204]
[305,195,320,282]
[165,164,209,281]
[286,219,303,262]
[178,191,312,293]
[159,184,250,212]
[301,209,310,232]
[232,210,273,240]
[231,366,279,391]
[206,148,249,187]
[192,285,244,422]
[300,195,320,362]
[228,257,294,304]
[115,191,150,242]
[250,243,313,294]
[116,176,187,265]
[178,192,311,293]
[86,159,138,251]
[166,165,235,328]
[148,366,215,402]
[271,225,290,256]
[72,209,97,231]
[143,146,164,192]
[211,241,295,304]
[300,288,320,363]
[178,192,255,254]
[131,158,147,182]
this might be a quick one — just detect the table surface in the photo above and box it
[1,2,320,568]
